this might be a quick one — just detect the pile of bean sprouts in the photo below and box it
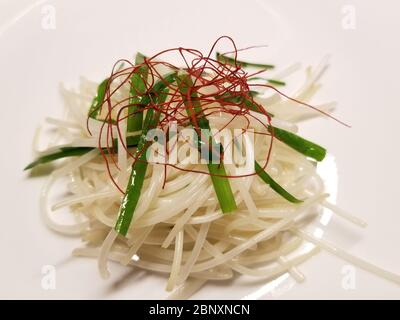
[35,57,400,299]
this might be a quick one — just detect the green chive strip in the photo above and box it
[24,135,140,171]
[115,75,175,236]
[88,78,108,119]
[254,161,302,203]
[216,92,326,162]
[216,92,274,117]
[115,105,160,235]
[175,73,237,213]
[266,79,286,86]
[88,63,126,120]
[24,147,95,171]
[127,53,149,132]
[269,126,326,162]
[216,52,274,69]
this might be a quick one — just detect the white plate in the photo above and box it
[1,0,399,299]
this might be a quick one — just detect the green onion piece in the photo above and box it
[267,79,286,86]
[243,96,270,115]
[135,52,147,63]
[24,135,140,171]
[127,53,149,132]
[24,147,95,171]
[115,109,158,235]
[115,76,174,236]
[175,73,237,213]
[216,92,274,117]
[269,126,326,162]
[207,163,237,212]
[254,161,302,203]
[216,95,326,162]
[88,78,108,119]
[88,63,125,120]
[115,88,169,236]
[216,52,274,69]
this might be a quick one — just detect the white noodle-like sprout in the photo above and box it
[166,230,184,291]
[294,229,400,285]
[32,59,400,301]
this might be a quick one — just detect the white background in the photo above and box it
[0,0,399,299]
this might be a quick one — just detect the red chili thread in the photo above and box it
[85,37,347,193]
